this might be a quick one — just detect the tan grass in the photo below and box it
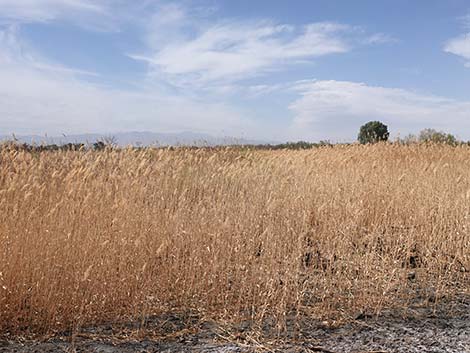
[0,144,468,335]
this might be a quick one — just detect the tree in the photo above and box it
[358,121,390,144]
[418,128,457,145]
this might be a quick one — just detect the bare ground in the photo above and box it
[1,295,468,353]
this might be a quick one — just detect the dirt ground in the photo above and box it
[1,295,468,353]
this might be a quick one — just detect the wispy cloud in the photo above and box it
[0,0,106,21]
[288,80,470,141]
[134,21,350,84]
[444,13,470,66]
[363,32,397,44]
[444,34,470,65]
[130,5,384,88]
[0,25,98,76]
[0,0,121,31]
[0,26,256,137]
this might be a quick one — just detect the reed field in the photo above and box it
[0,143,469,336]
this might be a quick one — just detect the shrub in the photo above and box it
[93,141,106,151]
[418,128,458,145]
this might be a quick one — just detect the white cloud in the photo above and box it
[0,26,256,137]
[443,14,470,66]
[363,32,397,45]
[130,15,372,87]
[444,34,470,65]
[0,69,252,136]
[0,0,123,31]
[143,3,191,49]
[288,80,470,141]
[0,25,98,76]
[0,0,105,22]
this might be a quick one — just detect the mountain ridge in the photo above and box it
[0,131,274,147]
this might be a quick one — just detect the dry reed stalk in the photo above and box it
[0,144,468,335]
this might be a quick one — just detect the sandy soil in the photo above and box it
[1,295,468,353]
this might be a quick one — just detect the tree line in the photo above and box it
[0,122,464,152]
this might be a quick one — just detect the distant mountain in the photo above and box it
[0,131,272,147]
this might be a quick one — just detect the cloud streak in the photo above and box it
[0,0,126,31]
[444,14,470,66]
[130,5,381,88]
[444,34,470,66]
[0,0,105,22]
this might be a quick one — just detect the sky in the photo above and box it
[1,0,470,142]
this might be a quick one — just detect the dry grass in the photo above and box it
[0,144,468,335]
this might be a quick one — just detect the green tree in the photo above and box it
[358,121,390,144]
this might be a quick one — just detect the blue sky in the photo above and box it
[1,0,470,141]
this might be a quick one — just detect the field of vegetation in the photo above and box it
[0,144,468,337]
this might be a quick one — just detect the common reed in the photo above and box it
[0,144,468,335]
